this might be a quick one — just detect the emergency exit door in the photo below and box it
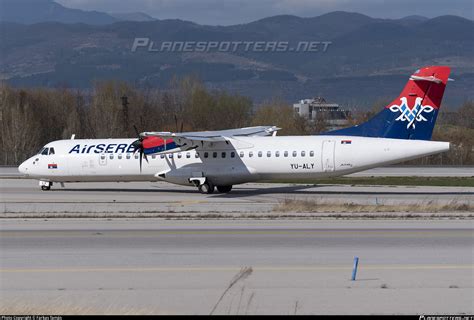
[321,140,335,172]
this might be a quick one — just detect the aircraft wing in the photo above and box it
[141,126,280,151]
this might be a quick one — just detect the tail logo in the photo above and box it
[389,97,434,129]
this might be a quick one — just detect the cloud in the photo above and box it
[56,0,473,25]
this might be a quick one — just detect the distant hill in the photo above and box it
[0,0,118,25]
[0,0,156,24]
[0,9,472,107]
[110,12,156,22]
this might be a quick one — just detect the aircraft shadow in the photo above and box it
[211,188,474,198]
[54,184,474,198]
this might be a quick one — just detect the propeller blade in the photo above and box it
[139,151,143,173]
[132,124,145,172]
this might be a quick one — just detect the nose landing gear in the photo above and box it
[39,180,52,191]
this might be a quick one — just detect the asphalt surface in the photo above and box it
[2,178,474,217]
[0,219,473,314]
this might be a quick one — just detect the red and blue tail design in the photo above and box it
[323,66,451,140]
[142,137,179,154]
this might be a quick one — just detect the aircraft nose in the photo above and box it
[18,161,29,175]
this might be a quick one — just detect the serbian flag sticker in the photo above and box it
[48,164,58,169]
[341,140,352,145]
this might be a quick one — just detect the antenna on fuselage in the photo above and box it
[70,134,76,140]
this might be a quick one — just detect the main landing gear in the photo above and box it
[198,182,215,194]
[190,178,233,194]
[216,185,232,193]
[198,183,233,194]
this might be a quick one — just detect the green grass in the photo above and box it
[266,176,474,187]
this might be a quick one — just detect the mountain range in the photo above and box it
[0,0,473,107]
[0,0,155,24]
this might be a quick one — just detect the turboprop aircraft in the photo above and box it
[19,66,452,194]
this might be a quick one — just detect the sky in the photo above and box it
[56,0,474,25]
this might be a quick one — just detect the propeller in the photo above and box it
[132,125,148,172]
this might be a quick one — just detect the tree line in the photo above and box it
[0,77,472,165]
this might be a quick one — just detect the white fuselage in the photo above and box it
[19,135,450,187]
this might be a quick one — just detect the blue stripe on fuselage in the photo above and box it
[143,142,178,155]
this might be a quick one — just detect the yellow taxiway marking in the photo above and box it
[1,265,473,273]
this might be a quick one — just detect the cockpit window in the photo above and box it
[49,148,55,155]
[41,148,49,155]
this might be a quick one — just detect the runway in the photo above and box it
[2,177,473,217]
[0,219,472,314]
[1,168,473,314]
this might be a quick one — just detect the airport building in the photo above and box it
[293,96,351,129]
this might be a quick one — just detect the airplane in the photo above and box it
[18,66,452,194]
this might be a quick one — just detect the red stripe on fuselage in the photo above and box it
[142,136,174,149]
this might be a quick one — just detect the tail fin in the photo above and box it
[323,66,451,140]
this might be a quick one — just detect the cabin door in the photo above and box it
[321,140,335,172]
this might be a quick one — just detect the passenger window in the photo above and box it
[204,152,209,158]
[239,151,244,158]
[160,154,165,159]
[100,155,106,160]
[292,151,297,157]
[177,153,182,159]
[249,151,253,158]
[310,151,314,157]
[134,154,139,159]
[212,152,217,158]
[231,152,235,158]
[258,151,262,157]
[168,154,173,159]
[118,154,123,159]
[301,151,305,157]
[109,154,114,160]
[284,151,288,157]
[49,148,55,155]
[126,154,131,159]
[267,151,271,157]
[151,155,156,159]
[195,152,199,158]
[186,152,191,159]
[222,152,226,158]
[275,151,280,157]
[41,148,49,155]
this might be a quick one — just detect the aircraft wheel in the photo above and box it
[217,185,232,193]
[199,182,215,194]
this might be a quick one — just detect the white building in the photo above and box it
[293,96,350,129]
